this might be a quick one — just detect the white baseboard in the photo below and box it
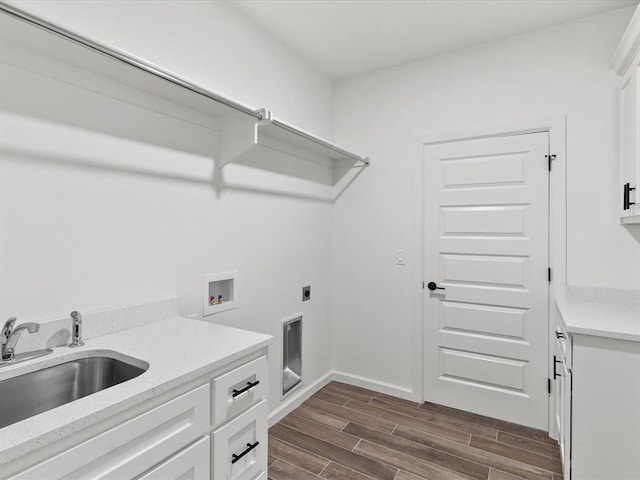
[332,370,418,402]
[268,371,334,427]
[268,370,419,426]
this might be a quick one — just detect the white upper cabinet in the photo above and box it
[611,7,640,223]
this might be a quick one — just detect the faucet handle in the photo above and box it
[1,317,17,347]
[69,311,84,347]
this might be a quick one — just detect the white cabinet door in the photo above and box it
[10,385,210,480]
[621,63,639,216]
[137,437,210,480]
[212,399,267,480]
[560,360,572,480]
[553,304,572,478]
[553,341,562,441]
[554,346,571,479]
[614,8,640,218]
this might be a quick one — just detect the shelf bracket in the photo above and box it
[256,108,273,125]
[217,122,257,169]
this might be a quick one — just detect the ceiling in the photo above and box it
[228,0,638,80]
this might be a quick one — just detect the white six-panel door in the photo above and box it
[423,132,549,429]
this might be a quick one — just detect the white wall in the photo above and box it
[2,0,637,415]
[0,0,334,413]
[331,7,640,398]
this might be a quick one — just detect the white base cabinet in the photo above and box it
[3,352,269,480]
[571,335,640,480]
[554,307,640,479]
[552,306,572,479]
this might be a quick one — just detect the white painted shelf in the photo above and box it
[262,117,369,167]
[0,4,369,172]
[621,214,640,225]
[218,113,369,184]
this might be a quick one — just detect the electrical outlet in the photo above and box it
[302,285,311,301]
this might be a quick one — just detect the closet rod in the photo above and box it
[0,3,262,120]
[1,4,371,167]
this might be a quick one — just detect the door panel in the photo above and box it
[424,132,549,429]
[441,205,527,236]
[441,153,526,187]
[440,253,528,287]
[439,301,527,340]
[438,348,527,392]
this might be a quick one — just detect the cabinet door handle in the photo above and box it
[555,331,564,339]
[232,380,260,398]
[553,355,562,379]
[231,441,259,464]
[624,183,636,210]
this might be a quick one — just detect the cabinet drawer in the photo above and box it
[212,399,267,480]
[137,436,210,480]
[11,384,210,480]
[212,355,267,426]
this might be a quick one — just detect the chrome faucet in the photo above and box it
[1,317,40,361]
[0,317,16,358]
[69,311,84,347]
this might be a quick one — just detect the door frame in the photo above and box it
[411,115,567,437]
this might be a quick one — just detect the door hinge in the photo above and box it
[548,378,551,394]
[548,267,552,283]
[546,154,556,171]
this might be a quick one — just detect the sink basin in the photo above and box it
[0,355,148,429]
[0,348,53,368]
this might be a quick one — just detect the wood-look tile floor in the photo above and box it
[268,382,563,480]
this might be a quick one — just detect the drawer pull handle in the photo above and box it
[232,380,260,398]
[231,441,260,464]
[553,355,562,379]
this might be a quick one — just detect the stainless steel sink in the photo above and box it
[0,355,148,429]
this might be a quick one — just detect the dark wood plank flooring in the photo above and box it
[268,382,563,480]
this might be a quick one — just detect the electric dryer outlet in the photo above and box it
[302,286,311,301]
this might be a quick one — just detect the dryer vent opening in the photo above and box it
[282,315,302,396]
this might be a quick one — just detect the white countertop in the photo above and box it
[556,287,640,342]
[0,316,272,465]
